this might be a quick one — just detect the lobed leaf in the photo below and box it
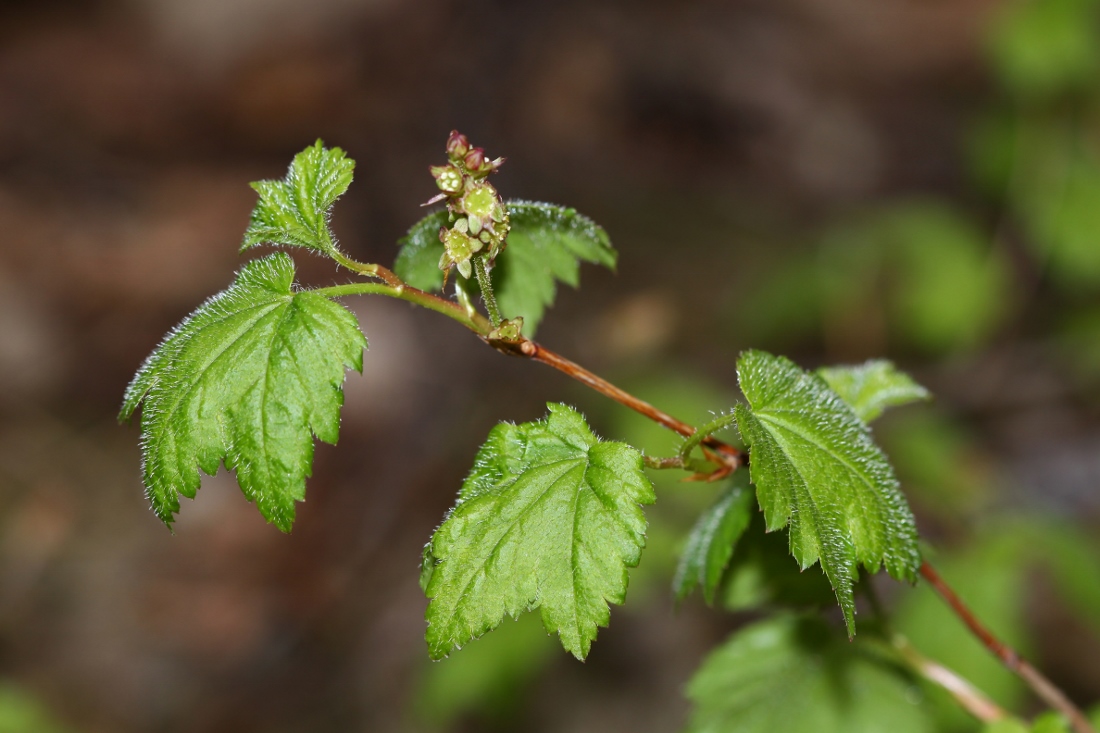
[493,201,616,335]
[393,201,616,336]
[673,473,754,605]
[423,403,654,660]
[120,253,366,531]
[686,615,934,733]
[241,140,355,254]
[817,359,930,423]
[734,350,921,633]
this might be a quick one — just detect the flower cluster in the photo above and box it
[428,131,509,280]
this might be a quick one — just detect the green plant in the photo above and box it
[120,132,1096,733]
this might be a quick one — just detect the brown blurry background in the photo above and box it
[1,0,1099,731]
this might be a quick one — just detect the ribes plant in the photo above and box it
[120,134,1097,733]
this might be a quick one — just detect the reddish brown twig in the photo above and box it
[512,339,743,470]
[920,562,1096,733]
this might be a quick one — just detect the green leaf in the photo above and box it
[493,201,616,336]
[393,201,616,336]
[686,615,934,733]
[718,512,837,612]
[120,253,366,531]
[734,350,921,633]
[241,140,354,254]
[394,209,450,291]
[423,403,654,660]
[817,360,930,423]
[673,472,754,604]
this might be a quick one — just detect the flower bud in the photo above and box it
[463,147,486,172]
[446,130,470,161]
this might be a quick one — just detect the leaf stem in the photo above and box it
[641,454,717,473]
[330,250,406,288]
[920,561,1096,733]
[678,411,739,460]
[510,340,743,470]
[472,254,502,327]
[312,281,492,333]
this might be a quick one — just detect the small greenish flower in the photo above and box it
[428,132,512,280]
[438,226,482,280]
[430,164,464,194]
[488,317,524,342]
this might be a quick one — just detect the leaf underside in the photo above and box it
[735,350,921,633]
[673,472,755,605]
[817,359,930,423]
[120,252,366,531]
[686,616,934,733]
[394,201,616,336]
[241,140,354,254]
[423,403,654,660]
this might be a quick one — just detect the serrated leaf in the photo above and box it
[673,472,754,604]
[393,201,616,336]
[241,140,354,254]
[120,253,366,531]
[817,360,930,423]
[686,615,934,733]
[423,403,654,660]
[735,350,921,634]
[493,201,616,336]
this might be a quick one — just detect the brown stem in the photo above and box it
[510,339,743,470]
[920,562,1096,733]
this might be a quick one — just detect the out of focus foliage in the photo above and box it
[0,685,72,733]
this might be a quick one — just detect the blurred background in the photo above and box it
[1,0,1099,730]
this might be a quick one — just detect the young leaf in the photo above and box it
[423,403,654,660]
[817,360,930,423]
[120,253,366,531]
[686,616,934,733]
[734,350,921,633]
[393,201,616,336]
[673,472,754,604]
[241,140,355,254]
